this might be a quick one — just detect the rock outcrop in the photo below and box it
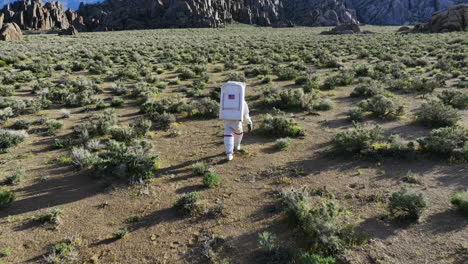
[2,0,465,32]
[76,0,359,31]
[58,25,78,35]
[0,0,84,30]
[410,4,468,32]
[427,4,468,32]
[345,0,468,25]
[320,24,361,34]
[320,23,373,34]
[0,22,22,41]
[0,13,4,29]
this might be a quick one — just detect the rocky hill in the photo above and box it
[345,0,468,25]
[1,0,468,31]
[1,0,84,30]
[76,0,358,31]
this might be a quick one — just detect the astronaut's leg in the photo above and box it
[233,121,244,151]
[224,122,234,160]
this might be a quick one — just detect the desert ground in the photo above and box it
[0,25,467,264]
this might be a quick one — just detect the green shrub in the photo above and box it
[303,78,319,93]
[417,127,468,158]
[275,138,292,150]
[259,114,304,138]
[173,192,203,217]
[192,161,208,176]
[203,171,220,188]
[44,237,81,264]
[114,228,128,239]
[257,232,278,252]
[415,101,461,128]
[71,147,96,169]
[276,67,298,81]
[332,123,382,153]
[38,208,64,225]
[0,129,28,152]
[449,191,468,215]
[93,140,159,183]
[5,169,24,185]
[132,118,152,137]
[1,247,12,257]
[314,99,334,111]
[178,67,196,80]
[296,251,336,264]
[190,98,219,118]
[410,78,439,96]
[110,97,124,107]
[109,126,135,143]
[320,76,338,90]
[46,119,64,134]
[226,72,246,82]
[388,188,428,220]
[358,95,405,119]
[277,187,360,255]
[261,88,317,111]
[438,90,468,110]
[350,82,384,98]
[150,112,176,130]
[0,189,15,208]
[347,108,364,122]
[403,170,420,184]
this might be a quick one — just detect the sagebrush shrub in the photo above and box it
[257,232,278,252]
[71,147,96,169]
[190,98,219,118]
[114,228,128,239]
[388,188,428,220]
[275,137,292,150]
[192,161,208,176]
[38,208,64,225]
[347,108,364,122]
[203,171,220,188]
[417,126,468,158]
[0,189,15,208]
[259,114,304,138]
[438,90,468,110]
[314,98,334,111]
[226,72,247,82]
[46,119,64,134]
[296,251,336,264]
[109,126,135,143]
[415,101,461,128]
[350,81,384,98]
[12,119,31,130]
[173,192,203,217]
[5,169,24,185]
[275,67,298,81]
[93,140,159,183]
[150,112,176,130]
[277,187,359,255]
[450,191,468,215]
[0,129,28,152]
[333,123,382,153]
[358,95,405,119]
[261,87,317,111]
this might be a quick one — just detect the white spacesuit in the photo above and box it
[224,101,253,161]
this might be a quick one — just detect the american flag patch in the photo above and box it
[228,94,235,100]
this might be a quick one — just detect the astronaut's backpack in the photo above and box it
[219,81,245,121]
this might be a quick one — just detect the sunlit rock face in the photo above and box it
[0,0,84,30]
[345,0,468,25]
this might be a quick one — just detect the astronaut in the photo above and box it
[224,100,253,161]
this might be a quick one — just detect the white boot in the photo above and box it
[227,153,233,161]
[234,133,243,151]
